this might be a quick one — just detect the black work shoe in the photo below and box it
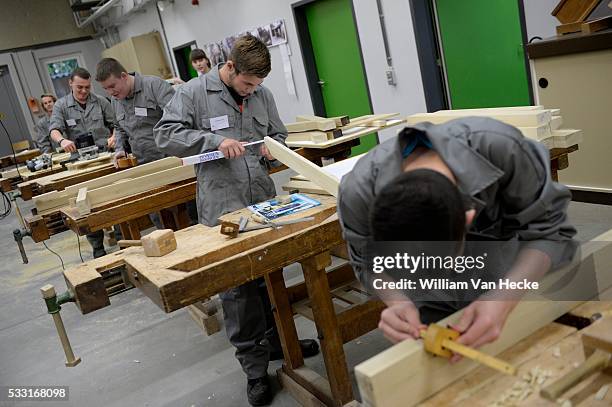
[93,248,107,259]
[247,376,272,406]
[269,339,320,361]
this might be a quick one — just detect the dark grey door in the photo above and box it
[0,65,31,157]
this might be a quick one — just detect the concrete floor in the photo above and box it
[1,182,611,406]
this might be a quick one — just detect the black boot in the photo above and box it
[247,375,272,406]
[262,337,320,361]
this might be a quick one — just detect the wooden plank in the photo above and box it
[551,116,563,130]
[64,153,112,170]
[282,180,331,196]
[286,119,337,133]
[265,137,340,197]
[296,115,350,127]
[277,368,328,407]
[343,113,399,130]
[355,229,612,407]
[407,110,552,127]
[287,131,332,144]
[517,125,552,141]
[284,118,406,149]
[63,156,181,195]
[81,165,194,208]
[557,20,584,35]
[552,0,601,24]
[582,15,612,34]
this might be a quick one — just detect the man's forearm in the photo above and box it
[50,129,64,144]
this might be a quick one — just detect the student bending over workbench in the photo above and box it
[338,117,578,355]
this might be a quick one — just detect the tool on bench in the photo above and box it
[220,215,316,238]
[117,229,177,257]
[182,140,264,165]
[541,316,612,401]
[420,324,517,376]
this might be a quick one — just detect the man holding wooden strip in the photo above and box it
[154,35,319,406]
[95,58,175,166]
[338,117,578,353]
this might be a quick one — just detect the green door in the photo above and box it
[435,0,531,108]
[304,0,375,155]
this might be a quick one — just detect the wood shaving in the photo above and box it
[595,384,609,401]
[489,366,554,406]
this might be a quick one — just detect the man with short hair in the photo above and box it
[49,67,117,258]
[95,57,174,165]
[338,117,578,351]
[35,94,59,153]
[154,35,319,406]
[49,67,115,154]
[190,48,211,77]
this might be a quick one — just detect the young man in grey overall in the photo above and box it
[338,117,578,355]
[154,35,318,406]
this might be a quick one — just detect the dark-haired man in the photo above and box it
[49,67,117,258]
[95,57,174,165]
[338,117,577,353]
[190,48,211,77]
[154,35,319,406]
[49,67,115,153]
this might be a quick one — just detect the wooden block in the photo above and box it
[408,109,552,127]
[141,229,177,257]
[296,114,350,127]
[582,317,612,355]
[582,15,612,33]
[557,21,584,35]
[551,115,563,130]
[187,304,221,335]
[26,214,50,242]
[286,119,337,133]
[286,131,330,144]
[282,180,331,196]
[552,0,601,24]
[552,129,583,148]
[64,266,110,314]
[343,113,399,130]
[117,154,138,169]
[75,187,90,216]
[517,125,552,141]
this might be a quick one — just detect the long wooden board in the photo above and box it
[265,137,340,197]
[33,157,182,212]
[355,230,612,406]
[406,110,551,127]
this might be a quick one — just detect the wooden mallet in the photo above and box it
[420,324,517,376]
[541,316,612,401]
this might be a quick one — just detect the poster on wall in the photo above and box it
[270,20,287,46]
[202,19,288,62]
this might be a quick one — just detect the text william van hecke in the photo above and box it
[372,278,539,290]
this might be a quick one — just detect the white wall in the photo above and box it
[353,0,427,142]
[523,0,560,40]
[112,0,427,133]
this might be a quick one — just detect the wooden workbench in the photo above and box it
[421,300,612,406]
[0,148,40,168]
[18,153,115,200]
[63,195,383,406]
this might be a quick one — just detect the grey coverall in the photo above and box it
[34,115,56,153]
[113,73,175,165]
[49,92,115,150]
[338,117,578,321]
[154,66,288,379]
[49,92,117,255]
